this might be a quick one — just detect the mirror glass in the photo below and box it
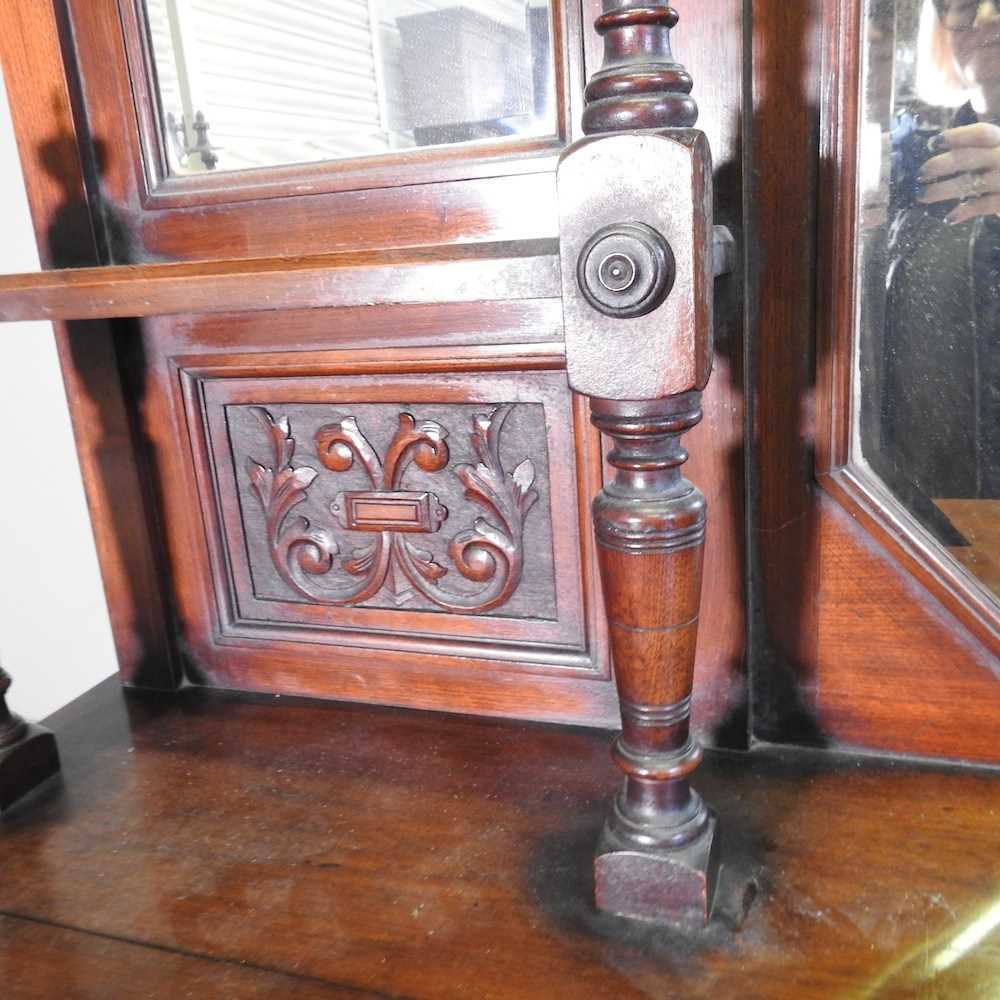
[142,0,556,175]
[857,0,1000,602]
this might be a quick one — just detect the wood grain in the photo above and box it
[158,340,618,727]
[811,495,1000,763]
[0,241,560,323]
[0,915,387,999]
[3,679,1000,999]
[747,0,825,745]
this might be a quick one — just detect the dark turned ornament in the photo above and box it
[582,3,698,135]
[589,396,718,922]
[0,665,60,813]
[0,667,29,749]
[571,0,721,925]
[577,221,676,318]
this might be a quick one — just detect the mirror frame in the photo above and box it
[815,0,1000,654]
[116,0,579,209]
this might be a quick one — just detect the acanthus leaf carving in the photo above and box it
[434,404,540,612]
[245,403,540,614]
[246,406,385,605]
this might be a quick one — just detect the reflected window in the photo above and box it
[142,0,556,174]
[857,0,1000,601]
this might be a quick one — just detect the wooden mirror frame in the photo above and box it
[0,0,748,750]
[750,0,1000,766]
[816,0,1000,655]
[0,1,743,921]
[3,0,993,767]
[114,0,581,208]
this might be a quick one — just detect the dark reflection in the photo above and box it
[859,0,1000,599]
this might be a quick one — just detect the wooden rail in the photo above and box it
[0,239,560,323]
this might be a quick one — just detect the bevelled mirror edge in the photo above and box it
[115,0,578,209]
[815,0,1000,654]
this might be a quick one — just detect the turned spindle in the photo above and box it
[559,1,720,923]
[582,2,697,134]
[0,666,60,812]
[590,395,715,922]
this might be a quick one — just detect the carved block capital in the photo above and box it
[558,131,713,400]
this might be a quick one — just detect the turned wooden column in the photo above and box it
[590,394,715,921]
[0,666,60,812]
[558,1,720,923]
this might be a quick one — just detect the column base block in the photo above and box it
[0,723,61,813]
[594,810,719,925]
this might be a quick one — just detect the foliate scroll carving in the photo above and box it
[246,405,540,614]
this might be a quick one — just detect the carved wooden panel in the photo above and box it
[183,365,595,663]
[231,401,556,619]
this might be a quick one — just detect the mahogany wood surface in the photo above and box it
[60,0,574,256]
[0,0,747,740]
[146,332,620,728]
[3,0,993,768]
[747,0,825,749]
[566,2,727,923]
[656,0,747,745]
[589,395,719,922]
[3,679,1000,999]
[749,0,1000,763]
[0,919,371,1000]
[0,241,560,322]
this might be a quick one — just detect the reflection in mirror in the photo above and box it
[142,0,556,174]
[857,0,1000,602]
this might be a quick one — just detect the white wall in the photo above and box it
[0,67,117,721]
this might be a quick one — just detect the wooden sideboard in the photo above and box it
[0,0,997,930]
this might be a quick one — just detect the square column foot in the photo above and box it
[0,723,60,813]
[594,811,719,925]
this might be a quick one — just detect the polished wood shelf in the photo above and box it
[2,679,999,998]
[0,239,561,323]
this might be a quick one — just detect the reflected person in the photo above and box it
[885,0,1000,515]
